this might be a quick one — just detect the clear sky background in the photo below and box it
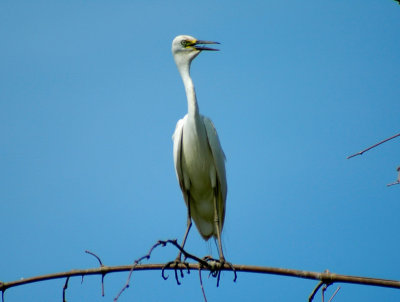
[1,1,399,301]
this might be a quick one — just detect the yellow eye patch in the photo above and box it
[180,39,196,48]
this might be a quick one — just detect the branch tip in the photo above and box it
[85,250,104,267]
[347,132,400,159]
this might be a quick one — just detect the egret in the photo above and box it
[171,35,227,263]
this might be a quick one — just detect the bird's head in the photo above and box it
[172,35,219,68]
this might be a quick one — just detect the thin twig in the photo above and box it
[309,281,324,302]
[114,240,168,301]
[328,286,341,302]
[387,181,400,187]
[347,133,400,159]
[62,276,70,302]
[85,250,104,267]
[198,266,208,302]
[322,283,331,302]
[85,250,105,296]
[387,167,400,187]
[101,275,105,297]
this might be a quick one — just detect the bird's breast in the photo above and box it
[181,117,214,192]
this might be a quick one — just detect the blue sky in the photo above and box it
[1,1,400,301]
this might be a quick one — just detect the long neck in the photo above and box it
[178,61,199,118]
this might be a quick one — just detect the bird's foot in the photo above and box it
[162,256,190,285]
[202,256,237,287]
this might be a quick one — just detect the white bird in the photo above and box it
[172,35,227,262]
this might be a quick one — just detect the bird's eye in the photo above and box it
[180,40,188,47]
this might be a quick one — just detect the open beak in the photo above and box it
[194,40,220,51]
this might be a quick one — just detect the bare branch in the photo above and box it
[347,132,400,159]
[1,240,400,300]
[1,263,400,293]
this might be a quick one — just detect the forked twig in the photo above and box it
[309,270,334,302]
[309,281,324,302]
[310,281,339,302]
[322,283,331,302]
[114,240,169,301]
[347,133,400,159]
[310,279,340,302]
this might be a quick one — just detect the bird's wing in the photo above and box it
[172,116,187,197]
[203,116,227,224]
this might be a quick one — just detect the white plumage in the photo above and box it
[172,35,227,260]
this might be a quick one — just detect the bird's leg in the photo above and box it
[177,190,192,261]
[162,191,192,285]
[210,187,237,286]
[209,187,225,286]
[212,188,225,262]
